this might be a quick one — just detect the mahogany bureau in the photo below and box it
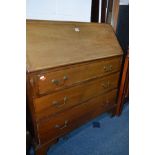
[26,20,123,155]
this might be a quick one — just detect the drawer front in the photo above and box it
[37,89,117,144]
[34,72,120,121]
[36,57,122,95]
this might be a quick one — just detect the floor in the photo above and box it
[30,102,129,155]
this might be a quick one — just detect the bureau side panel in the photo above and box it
[26,73,40,144]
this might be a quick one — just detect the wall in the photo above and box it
[26,0,92,22]
[119,0,129,5]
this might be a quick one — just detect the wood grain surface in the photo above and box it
[37,89,117,144]
[27,20,123,72]
[35,56,122,96]
[34,72,120,121]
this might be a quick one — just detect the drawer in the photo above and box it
[37,89,117,144]
[36,57,122,95]
[34,72,120,121]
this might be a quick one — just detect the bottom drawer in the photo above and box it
[37,89,117,144]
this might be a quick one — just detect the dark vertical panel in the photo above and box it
[106,0,113,23]
[101,0,107,23]
[116,5,129,54]
[91,0,99,22]
[109,0,113,11]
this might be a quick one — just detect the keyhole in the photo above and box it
[74,27,80,32]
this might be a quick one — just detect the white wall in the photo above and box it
[120,0,129,5]
[26,0,92,22]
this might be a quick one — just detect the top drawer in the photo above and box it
[35,56,122,96]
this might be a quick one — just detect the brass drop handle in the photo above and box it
[101,97,110,107]
[52,79,60,85]
[52,96,68,108]
[51,76,68,85]
[101,99,109,107]
[102,81,110,89]
[104,65,113,72]
[109,65,112,70]
[63,75,68,81]
[55,120,68,129]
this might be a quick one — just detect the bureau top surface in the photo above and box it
[27,20,122,72]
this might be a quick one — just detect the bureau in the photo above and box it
[26,20,123,155]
